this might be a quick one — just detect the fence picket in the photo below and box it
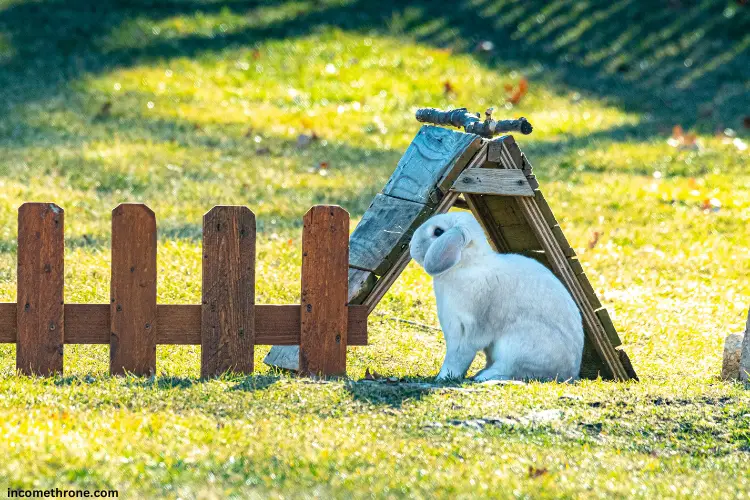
[201,206,256,377]
[110,204,157,376]
[16,203,65,375]
[299,205,349,376]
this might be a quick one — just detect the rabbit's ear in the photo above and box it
[424,227,466,275]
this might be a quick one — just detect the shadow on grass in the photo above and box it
[344,378,459,408]
[0,0,747,133]
[229,374,281,392]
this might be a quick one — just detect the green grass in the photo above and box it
[0,0,749,497]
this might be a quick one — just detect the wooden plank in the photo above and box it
[349,194,431,275]
[451,168,534,197]
[483,196,525,226]
[488,135,523,166]
[263,266,374,371]
[617,348,638,381]
[0,304,368,345]
[348,268,376,305]
[567,257,584,275]
[465,193,512,253]
[551,225,576,257]
[500,223,544,252]
[578,339,612,380]
[489,136,630,380]
[595,307,622,348]
[383,126,480,206]
[533,190,558,228]
[576,271,603,310]
[363,144,489,312]
[201,206,256,378]
[299,206,350,376]
[16,203,65,375]
[110,204,157,376]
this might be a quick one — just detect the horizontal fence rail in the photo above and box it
[3,203,366,378]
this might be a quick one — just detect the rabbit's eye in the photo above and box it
[433,227,444,237]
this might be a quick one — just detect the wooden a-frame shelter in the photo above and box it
[266,126,637,380]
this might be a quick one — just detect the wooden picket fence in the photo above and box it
[0,203,367,377]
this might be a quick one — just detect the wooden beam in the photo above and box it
[110,204,157,376]
[0,303,368,346]
[451,168,534,196]
[201,206,256,377]
[16,203,65,375]
[299,206,350,376]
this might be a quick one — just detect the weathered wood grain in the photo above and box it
[500,223,545,252]
[110,204,157,376]
[299,206,350,376]
[482,196,525,226]
[16,203,65,375]
[263,266,374,371]
[201,206,256,378]
[488,135,523,166]
[451,168,534,196]
[348,268,376,305]
[595,307,622,348]
[0,304,368,345]
[383,126,480,206]
[349,194,431,275]
[533,190,559,228]
[363,144,489,312]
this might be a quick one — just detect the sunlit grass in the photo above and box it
[0,0,749,496]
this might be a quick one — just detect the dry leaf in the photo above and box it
[443,81,454,95]
[587,230,602,250]
[528,466,549,478]
[507,78,529,105]
[667,125,699,150]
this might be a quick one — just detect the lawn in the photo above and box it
[0,0,749,497]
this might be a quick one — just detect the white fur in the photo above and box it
[409,212,584,382]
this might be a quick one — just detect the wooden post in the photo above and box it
[299,205,349,376]
[201,206,256,377]
[16,203,65,375]
[110,204,157,376]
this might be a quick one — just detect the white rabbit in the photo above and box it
[409,212,584,382]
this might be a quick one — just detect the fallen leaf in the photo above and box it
[443,80,454,95]
[587,230,602,249]
[667,125,699,150]
[528,466,548,478]
[506,78,529,105]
